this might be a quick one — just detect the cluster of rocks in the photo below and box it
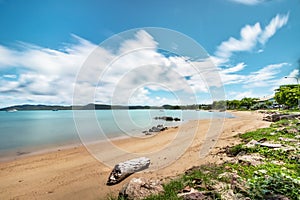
[262,112,300,122]
[176,170,250,200]
[154,116,181,121]
[119,177,164,200]
[142,124,168,135]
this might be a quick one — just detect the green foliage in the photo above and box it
[144,179,184,200]
[275,84,300,108]
[227,144,245,156]
[212,100,226,110]
[239,127,276,141]
[240,97,258,109]
[248,170,300,199]
[211,98,261,110]
[144,165,225,200]
[226,99,241,109]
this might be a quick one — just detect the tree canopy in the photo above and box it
[274,84,300,108]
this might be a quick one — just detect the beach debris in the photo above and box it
[279,137,298,142]
[237,154,264,166]
[106,157,150,185]
[154,116,181,121]
[245,139,258,148]
[264,194,290,200]
[177,188,209,200]
[284,128,299,134]
[119,177,163,200]
[256,142,282,148]
[16,151,30,156]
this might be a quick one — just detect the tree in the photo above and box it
[275,85,300,108]
[232,100,241,109]
[240,97,258,109]
[212,100,226,110]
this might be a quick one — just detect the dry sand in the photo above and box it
[0,111,270,200]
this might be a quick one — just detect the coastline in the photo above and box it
[0,111,270,199]
[0,110,233,162]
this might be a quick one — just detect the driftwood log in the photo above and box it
[106,157,150,185]
[263,114,300,122]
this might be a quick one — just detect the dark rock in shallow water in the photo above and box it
[149,126,161,132]
[174,117,181,121]
[106,157,150,185]
[144,124,168,135]
[154,116,181,121]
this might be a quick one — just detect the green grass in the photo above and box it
[144,179,184,200]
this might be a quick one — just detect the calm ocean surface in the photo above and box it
[0,110,233,160]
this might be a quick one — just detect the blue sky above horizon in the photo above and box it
[0,0,300,108]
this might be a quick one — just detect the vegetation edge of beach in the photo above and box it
[108,114,300,200]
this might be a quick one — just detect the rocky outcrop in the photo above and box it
[154,116,181,121]
[143,124,168,135]
[119,177,163,200]
[107,157,150,185]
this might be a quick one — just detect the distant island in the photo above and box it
[0,103,208,111]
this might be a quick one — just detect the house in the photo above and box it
[253,96,279,109]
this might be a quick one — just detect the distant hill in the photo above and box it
[0,104,155,111]
[0,103,205,111]
[0,104,72,111]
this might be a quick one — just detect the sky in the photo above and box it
[0,0,300,108]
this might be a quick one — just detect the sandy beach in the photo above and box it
[0,111,270,200]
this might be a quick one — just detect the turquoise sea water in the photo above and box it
[0,110,233,160]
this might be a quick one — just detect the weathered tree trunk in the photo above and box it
[106,157,151,185]
[263,113,300,122]
[280,114,300,121]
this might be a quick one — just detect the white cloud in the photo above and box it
[3,28,290,107]
[118,30,158,54]
[0,36,97,76]
[0,35,97,107]
[257,49,264,53]
[271,69,299,91]
[245,63,288,88]
[74,30,223,106]
[218,62,289,89]
[0,45,18,67]
[215,23,262,62]
[227,91,255,100]
[259,13,289,44]
[229,0,266,5]
[1,30,222,107]
[214,13,289,65]
[222,62,246,74]
[3,74,17,79]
